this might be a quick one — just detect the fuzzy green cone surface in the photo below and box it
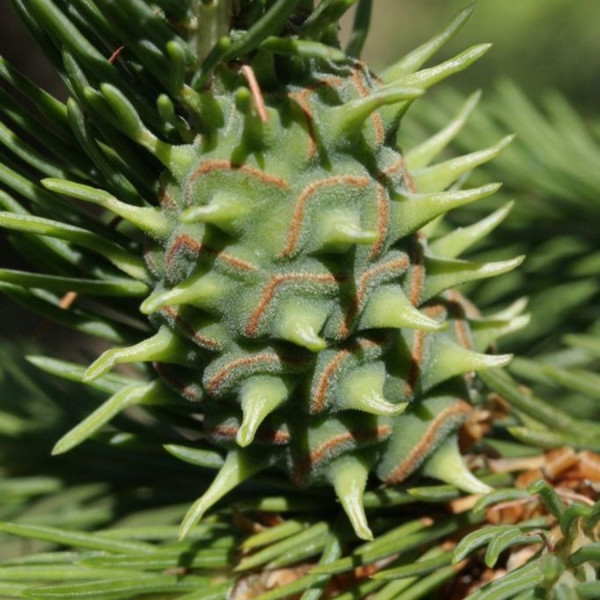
[0,1,525,541]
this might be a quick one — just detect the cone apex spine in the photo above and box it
[406,89,482,169]
[381,4,477,82]
[393,183,502,239]
[140,273,230,314]
[436,338,513,374]
[237,376,289,447]
[328,86,424,139]
[328,454,374,541]
[421,434,492,495]
[337,363,408,416]
[84,328,186,381]
[412,136,513,193]
[386,44,492,91]
[424,255,524,299]
[275,300,329,351]
[179,449,268,540]
[181,194,250,228]
[429,200,514,258]
[360,286,447,332]
[316,219,378,252]
[282,324,327,352]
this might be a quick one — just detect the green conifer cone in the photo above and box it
[0,0,525,541]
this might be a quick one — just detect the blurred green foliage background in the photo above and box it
[352,0,600,112]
